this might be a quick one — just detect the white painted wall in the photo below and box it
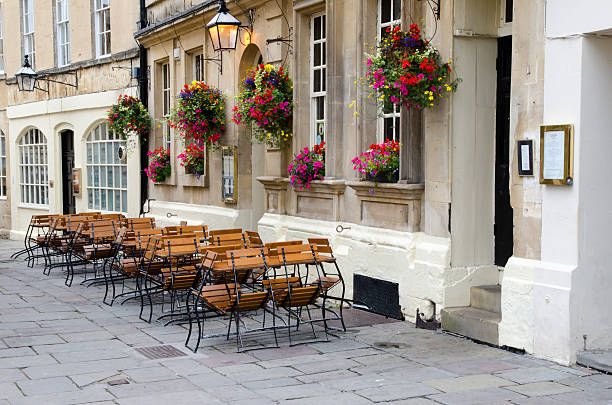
[8,89,141,237]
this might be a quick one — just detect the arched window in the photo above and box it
[86,123,127,212]
[0,131,6,198]
[18,128,48,206]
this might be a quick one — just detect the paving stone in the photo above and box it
[107,378,200,398]
[52,348,131,363]
[280,392,374,404]
[3,334,65,347]
[381,399,439,405]
[351,352,407,366]
[32,338,130,354]
[10,388,114,405]
[424,374,515,393]
[494,366,575,384]
[296,369,358,383]
[308,338,370,353]
[24,357,141,379]
[437,358,519,376]
[242,377,303,390]
[186,371,237,388]
[160,357,212,376]
[69,370,124,387]
[214,362,265,375]
[557,373,612,390]
[294,358,361,374]
[356,382,441,402]
[549,387,612,403]
[0,353,58,369]
[123,366,179,383]
[0,368,28,383]
[58,330,115,343]
[0,347,37,358]
[17,376,79,396]
[255,382,338,401]
[207,384,269,402]
[504,381,581,397]
[251,344,319,361]
[0,382,24,401]
[229,366,303,382]
[198,352,258,368]
[115,390,223,405]
[427,387,528,404]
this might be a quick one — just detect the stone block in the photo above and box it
[355,382,440,402]
[441,307,500,346]
[494,366,575,384]
[424,374,515,393]
[504,381,580,397]
[17,376,78,396]
[470,285,501,313]
[427,387,527,405]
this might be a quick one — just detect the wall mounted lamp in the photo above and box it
[16,56,78,93]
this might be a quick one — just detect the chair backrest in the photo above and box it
[180,225,208,240]
[31,214,52,227]
[88,220,116,239]
[265,240,303,249]
[99,213,125,221]
[307,238,334,256]
[143,237,159,261]
[244,231,264,248]
[114,228,127,245]
[229,248,267,283]
[129,217,156,231]
[213,233,246,247]
[208,228,242,237]
[163,226,181,236]
[280,244,318,266]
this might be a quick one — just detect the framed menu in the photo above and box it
[539,124,573,185]
[72,168,82,197]
[517,140,533,176]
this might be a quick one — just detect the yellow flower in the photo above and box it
[264,64,274,71]
[192,80,197,85]
[430,103,434,106]
[429,96,434,101]
[349,101,355,108]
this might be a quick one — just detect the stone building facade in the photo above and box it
[3,0,612,366]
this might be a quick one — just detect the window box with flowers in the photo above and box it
[144,147,171,184]
[178,142,206,179]
[352,140,400,183]
[288,142,325,190]
[233,64,293,149]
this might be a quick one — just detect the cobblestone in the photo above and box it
[0,239,606,404]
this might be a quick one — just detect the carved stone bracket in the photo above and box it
[347,181,425,232]
[293,180,346,221]
[256,176,289,214]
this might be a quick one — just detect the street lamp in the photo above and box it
[206,0,242,52]
[15,55,78,93]
[15,56,37,92]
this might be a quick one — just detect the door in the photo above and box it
[494,36,514,266]
[61,130,76,214]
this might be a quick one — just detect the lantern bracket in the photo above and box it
[202,52,223,75]
[34,71,79,93]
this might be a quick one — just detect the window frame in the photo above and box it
[0,131,6,199]
[0,5,4,74]
[94,0,110,58]
[18,128,48,208]
[193,51,204,82]
[376,0,402,143]
[56,0,70,67]
[161,62,171,151]
[85,123,128,213]
[310,12,327,147]
[22,0,35,68]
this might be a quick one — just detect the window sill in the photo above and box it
[0,72,6,80]
[18,204,49,210]
[0,196,7,200]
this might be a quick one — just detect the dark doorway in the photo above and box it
[494,36,514,267]
[61,130,76,215]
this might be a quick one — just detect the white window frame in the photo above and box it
[310,13,326,147]
[18,129,48,208]
[94,0,110,58]
[0,131,6,199]
[193,51,204,82]
[22,0,35,68]
[0,5,4,73]
[162,62,171,151]
[377,0,401,143]
[56,0,70,67]
[86,123,128,213]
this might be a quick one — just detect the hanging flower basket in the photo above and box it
[168,81,225,148]
[107,95,151,141]
[233,64,293,148]
[364,24,460,111]
[352,140,400,183]
[288,142,325,190]
[144,147,171,183]
[177,142,206,179]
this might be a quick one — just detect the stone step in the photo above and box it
[470,285,501,313]
[441,306,500,346]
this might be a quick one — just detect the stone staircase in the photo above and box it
[441,285,501,346]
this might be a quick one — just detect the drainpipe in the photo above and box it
[138,0,149,216]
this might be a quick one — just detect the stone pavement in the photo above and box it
[1,240,611,405]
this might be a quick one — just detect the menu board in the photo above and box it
[539,125,573,185]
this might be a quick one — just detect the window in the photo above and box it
[310,13,326,146]
[377,0,401,142]
[18,129,48,206]
[94,0,110,57]
[162,63,171,150]
[0,131,6,198]
[0,6,4,73]
[193,52,204,82]
[56,0,70,66]
[22,0,35,67]
[86,123,127,212]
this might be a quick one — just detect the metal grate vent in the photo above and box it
[353,274,403,320]
[135,345,187,360]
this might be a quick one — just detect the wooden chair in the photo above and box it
[307,238,347,331]
[128,217,156,231]
[211,232,246,247]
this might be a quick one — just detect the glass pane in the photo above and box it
[313,69,321,93]
[113,142,120,163]
[94,189,100,208]
[314,43,321,67]
[93,144,99,164]
[100,143,106,164]
[87,167,92,186]
[87,143,92,163]
[316,97,325,120]
[313,16,321,41]
[121,191,127,212]
[114,167,120,188]
[322,67,326,91]
[100,189,106,210]
[381,0,392,23]
[106,142,113,163]
[114,191,120,213]
[322,15,326,38]
[88,189,93,209]
[107,167,113,188]
[121,166,127,188]
[322,42,326,65]
[94,167,99,186]
[393,0,401,20]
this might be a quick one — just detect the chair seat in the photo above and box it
[317,276,340,291]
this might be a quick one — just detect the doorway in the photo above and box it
[494,36,514,266]
[61,130,76,215]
